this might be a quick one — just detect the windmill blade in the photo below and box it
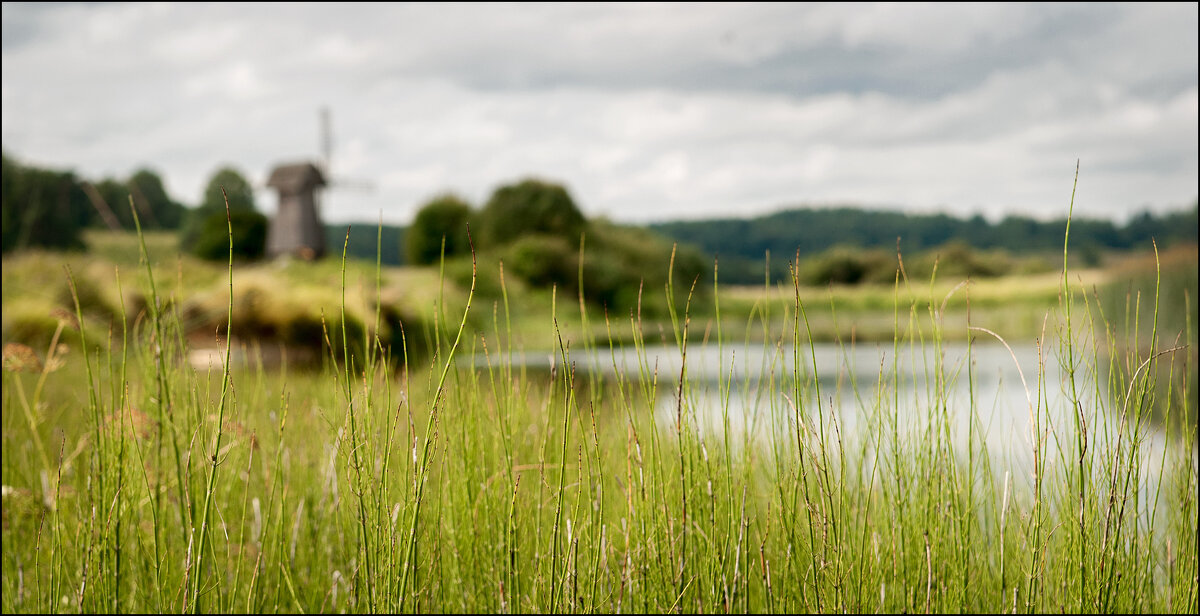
[319,107,374,192]
[320,106,333,176]
[328,177,376,192]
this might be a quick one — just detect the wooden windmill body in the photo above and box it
[265,162,327,260]
[265,108,372,261]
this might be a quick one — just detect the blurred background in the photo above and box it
[2,3,1196,410]
[3,3,1195,226]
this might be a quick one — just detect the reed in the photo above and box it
[1,178,1196,614]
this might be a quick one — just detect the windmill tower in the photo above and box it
[265,161,326,259]
[265,107,372,260]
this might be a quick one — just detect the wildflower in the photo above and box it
[44,344,68,373]
[50,308,79,331]
[3,343,42,373]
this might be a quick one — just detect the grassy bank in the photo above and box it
[1,216,1197,614]
[3,229,1113,359]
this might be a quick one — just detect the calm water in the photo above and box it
[470,340,1175,496]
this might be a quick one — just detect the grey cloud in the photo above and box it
[1,11,39,52]
[1,2,1195,226]
[355,3,1190,103]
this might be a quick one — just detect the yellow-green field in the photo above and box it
[1,228,1196,614]
[3,230,1119,357]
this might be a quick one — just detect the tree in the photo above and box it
[189,210,269,262]
[93,178,133,229]
[479,178,586,248]
[201,166,256,214]
[128,168,186,229]
[180,164,258,253]
[1,153,88,253]
[406,194,473,265]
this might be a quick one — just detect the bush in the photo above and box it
[181,166,259,254]
[795,246,893,286]
[2,303,67,350]
[445,255,508,299]
[379,303,433,367]
[278,311,325,349]
[201,166,256,214]
[800,247,869,286]
[582,222,712,317]
[908,241,1012,280]
[480,178,587,248]
[506,235,577,289]
[578,254,628,310]
[407,194,474,265]
[188,210,269,262]
[1,300,96,352]
[55,275,113,321]
[324,313,368,365]
[229,285,276,338]
[412,181,713,318]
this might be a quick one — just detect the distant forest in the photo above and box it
[324,223,408,266]
[326,202,1199,285]
[4,150,1195,284]
[650,204,1199,284]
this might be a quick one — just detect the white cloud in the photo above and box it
[1,2,1195,225]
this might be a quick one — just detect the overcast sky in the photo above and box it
[2,3,1196,225]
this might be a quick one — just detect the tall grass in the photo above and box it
[1,187,1197,613]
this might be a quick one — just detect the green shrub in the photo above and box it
[201,166,256,214]
[583,222,711,317]
[180,165,258,255]
[1012,254,1056,275]
[229,285,276,338]
[799,247,869,285]
[2,304,64,350]
[55,275,113,321]
[1,301,94,352]
[908,241,1013,281]
[445,254,507,299]
[407,194,474,265]
[188,210,269,262]
[578,254,628,310]
[480,178,587,248]
[380,302,433,367]
[795,246,894,286]
[325,313,368,365]
[506,234,577,289]
[278,310,325,349]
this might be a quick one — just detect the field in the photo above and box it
[1,226,1197,613]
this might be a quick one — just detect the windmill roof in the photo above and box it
[267,162,326,191]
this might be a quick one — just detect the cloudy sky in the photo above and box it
[2,3,1196,225]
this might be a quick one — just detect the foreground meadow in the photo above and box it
[1,221,1196,613]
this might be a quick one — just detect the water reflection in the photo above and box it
[469,341,1175,498]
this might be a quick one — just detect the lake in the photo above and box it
[467,339,1175,497]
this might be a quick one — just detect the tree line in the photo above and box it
[2,151,265,258]
[5,150,1195,291]
[651,203,1199,284]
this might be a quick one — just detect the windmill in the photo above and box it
[265,107,374,260]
